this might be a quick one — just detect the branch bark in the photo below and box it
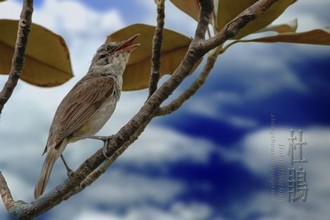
[0,0,34,115]
[157,46,222,116]
[148,0,166,98]
[0,0,283,218]
[200,0,280,52]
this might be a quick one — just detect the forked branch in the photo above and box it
[0,0,282,218]
[157,46,222,116]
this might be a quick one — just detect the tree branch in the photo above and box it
[13,1,213,217]
[157,46,222,116]
[194,0,213,40]
[71,118,152,197]
[0,0,283,218]
[148,0,166,98]
[0,0,34,115]
[200,0,280,52]
[1,172,17,211]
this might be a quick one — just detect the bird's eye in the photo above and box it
[99,54,107,59]
[105,45,113,52]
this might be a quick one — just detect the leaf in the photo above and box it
[217,0,297,39]
[258,18,298,34]
[170,0,296,39]
[244,27,330,45]
[170,0,200,21]
[170,0,219,30]
[0,19,73,87]
[107,24,193,91]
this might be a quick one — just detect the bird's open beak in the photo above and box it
[115,34,140,53]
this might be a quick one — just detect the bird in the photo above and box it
[34,34,140,199]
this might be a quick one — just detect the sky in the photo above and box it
[0,0,330,219]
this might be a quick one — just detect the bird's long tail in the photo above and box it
[34,148,58,199]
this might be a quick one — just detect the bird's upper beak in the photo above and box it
[115,34,140,53]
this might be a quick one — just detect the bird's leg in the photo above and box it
[86,135,114,160]
[60,154,74,178]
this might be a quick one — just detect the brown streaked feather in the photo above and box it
[35,138,69,199]
[47,74,115,148]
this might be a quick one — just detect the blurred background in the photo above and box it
[0,0,329,219]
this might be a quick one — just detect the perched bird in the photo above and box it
[34,34,140,199]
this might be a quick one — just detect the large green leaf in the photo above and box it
[244,27,330,45]
[0,19,73,87]
[107,24,194,91]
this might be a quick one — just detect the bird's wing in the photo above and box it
[47,75,115,148]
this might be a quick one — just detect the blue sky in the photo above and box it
[1,0,330,219]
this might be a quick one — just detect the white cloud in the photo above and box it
[220,126,330,219]
[170,202,213,220]
[184,90,259,128]
[57,125,216,175]
[123,203,212,220]
[85,171,184,206]
[0,1,21,20]
[45,169,214,220]
[119,126,215,167]
[31,0,125,35]
[228,189,330,220]
[223,43,308,95]
[237,126,330,175]
[73,210,119,220]
[71,202,215,220]
[135,0,196,37]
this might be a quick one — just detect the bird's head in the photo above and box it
[90,34,140,71]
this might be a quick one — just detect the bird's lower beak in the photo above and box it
[115,34,140,53]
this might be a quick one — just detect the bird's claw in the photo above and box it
[67,169,75,179]
[85,135,114,160]
[101,136,114,160]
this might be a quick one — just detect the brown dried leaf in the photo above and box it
[170,0,200,21]
[0,19,73,87]
[245,27,330,45]
[107,24,193,91]
[217,0,296,38]
[258,18,298,34]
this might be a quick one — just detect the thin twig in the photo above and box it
[148,0,166,98]
[0,0,34,115]
[157,46,222,116]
